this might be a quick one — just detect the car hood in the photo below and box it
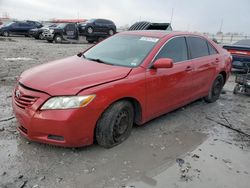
[19,56,132,96]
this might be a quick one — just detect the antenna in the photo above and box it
[219,19,223,32]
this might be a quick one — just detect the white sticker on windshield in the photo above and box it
[140,37,159,43]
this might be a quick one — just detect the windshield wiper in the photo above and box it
[85,57,114,65]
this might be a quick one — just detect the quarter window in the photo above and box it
[187,37,209,58]
[155,37,188,63]
[207,42,218,55]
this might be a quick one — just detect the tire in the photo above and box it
[96,100,134,148]
[47,40,53,43]
[54,34,62,43]
[97,37,104,42]
[3,31,9,37]
[204,74,224,103]
[86,27,94,34]
[108,29,114,36]
[87,40,94,44]
[233,84,240,94]
[38,33,44,40]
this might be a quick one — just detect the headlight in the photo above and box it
[49,29,54,33]
[40,95,95,110]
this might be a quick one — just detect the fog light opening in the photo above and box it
[48,135,64,141]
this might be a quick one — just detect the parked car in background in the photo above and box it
[79,18,117,43]
[80,18,116,36]
[223,39,250,71]
[129,21,172,31]
[0,21,43,37]
[12,31,231,148]
[29,23,57,40]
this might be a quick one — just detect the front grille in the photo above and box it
[14,94,38,109]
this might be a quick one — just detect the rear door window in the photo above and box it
[187,37,209,58]
[155,37,188,63]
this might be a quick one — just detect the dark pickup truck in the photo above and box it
[29,23,57,40]
[43,23,81,43]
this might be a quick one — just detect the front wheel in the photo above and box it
[3,31,9,37]
[38,33,44,40]
[95,101,134,148]
[233,84,240,94]
[204,74,224,103]
[54,34,62,43]
[86,27,94,34]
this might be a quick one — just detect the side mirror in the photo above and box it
[153,58,174,69]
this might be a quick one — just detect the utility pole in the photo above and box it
[170,8,174,25]
[219,19,223,32]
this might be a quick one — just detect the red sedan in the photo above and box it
[12,31,232,148]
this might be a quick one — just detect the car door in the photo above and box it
[9,22,19,34]
[145,36,195,119]
[18,23,30,34]
[95,19,106,33]
[63,24,77,39]
[186,36,218,98]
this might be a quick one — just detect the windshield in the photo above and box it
[3,22,14,27]
[83,34,159,67]
[56,23,67,28]
[86,19,95,23]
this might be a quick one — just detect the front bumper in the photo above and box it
[232,55,250,70]
[12,84,99,147]
[42,30,54,40]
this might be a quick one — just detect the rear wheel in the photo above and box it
[204,74,224,103]
[108,29,114,36]
[3,31,9,37]
[96,101,134,148]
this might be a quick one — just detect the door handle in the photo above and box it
[212,58,220,65]
[185,66,193,71]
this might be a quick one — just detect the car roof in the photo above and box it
[119,30,207,39]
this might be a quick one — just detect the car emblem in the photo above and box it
[15,90,21,98]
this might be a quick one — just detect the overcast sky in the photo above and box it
[0,0,249,34]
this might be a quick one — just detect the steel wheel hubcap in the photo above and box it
[114,111,129,139]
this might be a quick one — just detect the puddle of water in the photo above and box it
[130,129,250,188]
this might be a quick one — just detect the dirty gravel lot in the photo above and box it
[0,36,250,188]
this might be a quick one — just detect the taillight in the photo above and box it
[228,49,250,56]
